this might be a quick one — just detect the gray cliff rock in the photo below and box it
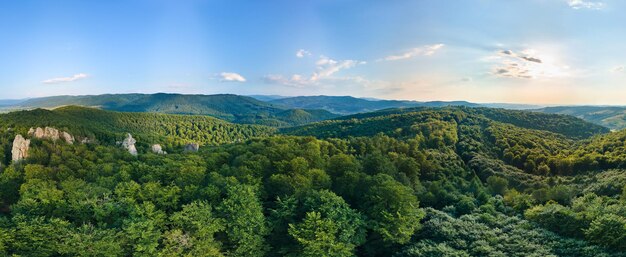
[121,133,138,156]
[12,134,30,162]
[28,127,74,144]
[151,144,166,154]
[183,143,200,152]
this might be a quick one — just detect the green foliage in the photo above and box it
[537,106,626,131]
[585,214,626,251]
[359,174,424,245]
[14,93,339,127]
[0,104,624,256]
[270,190,366,257]
[218,184,269,257]
[0,106,276,148]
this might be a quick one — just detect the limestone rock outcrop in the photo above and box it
[183,143,199,152]
[121,133,138,156]
[151,144,166,154]
[28,127,74,144]
[11,134,30,162]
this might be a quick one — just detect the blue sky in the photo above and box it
[1,0,625,104]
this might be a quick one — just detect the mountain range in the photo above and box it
[2,93,626,130]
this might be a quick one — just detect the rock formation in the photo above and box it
[121,133,138,156]
[11,134,30,162]
[151,144,166,154]
[28,127,74,144]
[184,143,200,152]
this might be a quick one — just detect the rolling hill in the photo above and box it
[0,106,276,149]
[11,93,338,127]
[269,95,480,114]
[535,106,626,131]
[284,106,609,140]
[0,105,625,256]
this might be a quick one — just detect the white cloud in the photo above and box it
[219,72,246,82]
[264,74,310,87]
[567,0,604,10]
[266,54,364,87]
[42,73,88,84]
[382,44,444,61]
[611,66,625,73]
[296,49,312,58]
[487,48,574,79]
[311,56,360,81]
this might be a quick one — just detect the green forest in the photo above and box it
[0,106,625,256]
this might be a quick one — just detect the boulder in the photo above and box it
[61,131,74,144]
[184,143,200,152]
[151,144,166,154]
[11,134,30,162]
[28,127,74,144]
[121,133,138,156]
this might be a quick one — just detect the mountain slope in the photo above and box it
[269,95,479,115]
[284,106,609,140]
[0,106,276,148]
[535,106,626,130]
[14,93,338,127]
[0,105,624,256]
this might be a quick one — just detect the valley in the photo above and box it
[0,98,625,256]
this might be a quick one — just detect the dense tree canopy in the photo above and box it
[0,106,624,256]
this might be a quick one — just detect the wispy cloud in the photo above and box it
[381,44,444,61]
[219,72,246,82]
[266,55,364,87]
[567,0,605,10]
[487,48,573,79]
[264,74,310,87]
[296,49,312,58]
[610,65,625,73]
[500,49,543,63]
[311,56,363,81]
[42,73,88,84]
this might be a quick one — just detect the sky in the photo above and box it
[1,0,626,104]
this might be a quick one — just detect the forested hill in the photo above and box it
[0,105,625,256]
[284,106,609,140]
[269,95,479,114]
[11,93,338,127]
[0,106,275,150]
[535,106,626,131]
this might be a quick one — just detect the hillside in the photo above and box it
[269,95,479,115]
[0,106,624,256]
[535,106,626,130]
[0,106,276,153]
[13,93,338,127]
[284,106,609,140]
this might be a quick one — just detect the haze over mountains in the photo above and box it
[2,93,626,130]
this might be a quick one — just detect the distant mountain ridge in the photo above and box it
[534,106,626,130]
[10,93,338,127]
[269,95,480,115]
[6,93,626,130]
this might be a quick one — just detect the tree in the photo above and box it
[486,176,508,196]
[270,190,366,257]
[218,184,269,257]
[166,201,225,256]
[359,174,424,245]
[288,211,354,257]
[123,202,166,257]
[60,224,123,257]
[585,214,626,251]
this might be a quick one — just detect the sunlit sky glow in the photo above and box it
[1,0,626,104]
